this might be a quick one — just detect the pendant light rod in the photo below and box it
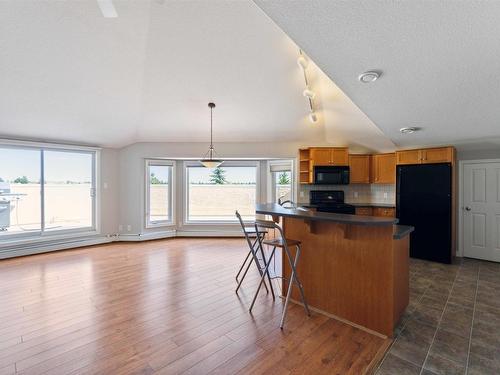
[200,102,223,168]
[209,102,215,149]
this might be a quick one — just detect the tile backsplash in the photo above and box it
[298,184,395,205]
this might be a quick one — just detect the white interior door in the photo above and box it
[463,162,500,262]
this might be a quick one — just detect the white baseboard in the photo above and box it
[118,230,177,241]
[176,230,243,237]
[0,230,243,260]
[0,236,113,260]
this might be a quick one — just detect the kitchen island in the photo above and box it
[256,203,413,337]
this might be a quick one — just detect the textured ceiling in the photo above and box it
[0,0,394,151]
[255,0,500,150]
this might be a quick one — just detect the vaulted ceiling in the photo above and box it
[255,0,500,150]
[0,0,394,151]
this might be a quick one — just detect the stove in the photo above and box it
[309,190,355,214]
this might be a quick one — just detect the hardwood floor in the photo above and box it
[0,238,390,375]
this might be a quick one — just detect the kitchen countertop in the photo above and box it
[256,203,398,227]
[393,225,414,240]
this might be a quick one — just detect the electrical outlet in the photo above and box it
[103,182,108,189]
[127,225,131,232]
[118,224,123,232]
[299,191,305,198]
[384,192,388,199]
[353,192,358,198]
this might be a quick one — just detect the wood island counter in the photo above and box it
[256,204,414,337]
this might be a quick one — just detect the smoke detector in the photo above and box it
[400,127,420,134]
[358,71,380,83]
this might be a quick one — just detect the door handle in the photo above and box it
[464,206,471,211]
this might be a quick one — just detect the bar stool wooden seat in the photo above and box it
[262,238,301,248]
[250,219,310,329]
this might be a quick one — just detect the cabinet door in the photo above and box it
[422,147,454,164]
[372,153,396,184]
[331,148,349,166]
[355,207,373,216]
[396,150,422,165]
[310,148,332,166]
[373,207,395,217]
[349,155,371,183]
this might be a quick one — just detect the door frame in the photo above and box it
[458,158,500,258]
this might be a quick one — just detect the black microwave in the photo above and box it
[314,166,350,185]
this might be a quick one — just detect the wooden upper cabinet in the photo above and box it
[310,148,349,166]
[396,147,455,165]
[349,155,371,184]
[421,147,454,164]
[310,148,332,166]
[396,149,421,165]
[371,153,396,184]
[331,148,349,165]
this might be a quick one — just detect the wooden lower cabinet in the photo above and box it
[373,207,396,217]
[355,207,373,216]
[355,206,395,217]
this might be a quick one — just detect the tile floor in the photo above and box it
[376,257,500,375]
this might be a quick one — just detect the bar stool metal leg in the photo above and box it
[235,234,270,294]
[249,246,277,312]
[280,244,310,329]
[255,229,276,301]
[235,236,259,282]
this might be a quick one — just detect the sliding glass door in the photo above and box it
[0,147,42,235]
[44,150,94,232]
[0,144,97,239]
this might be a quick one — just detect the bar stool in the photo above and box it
[249,219,310,329]
[235,211,274,298]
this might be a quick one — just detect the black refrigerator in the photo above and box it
[396,163,452,264]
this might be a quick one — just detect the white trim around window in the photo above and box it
[144,159,175,229]
[183,160,260,225]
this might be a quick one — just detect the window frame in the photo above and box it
[183,160,260,225]
[144,159,175,229]
[0,139,99,241]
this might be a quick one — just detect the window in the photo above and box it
[270,160,294,204]
[0,143,97,239]
[186,163,258,222]
[145,160,173,227]
[274,171,292,203]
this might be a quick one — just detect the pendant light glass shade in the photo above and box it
[199,102,223,168]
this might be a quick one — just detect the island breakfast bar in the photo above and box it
[256,203,414,337]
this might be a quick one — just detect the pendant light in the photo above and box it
[200,102,223,168]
